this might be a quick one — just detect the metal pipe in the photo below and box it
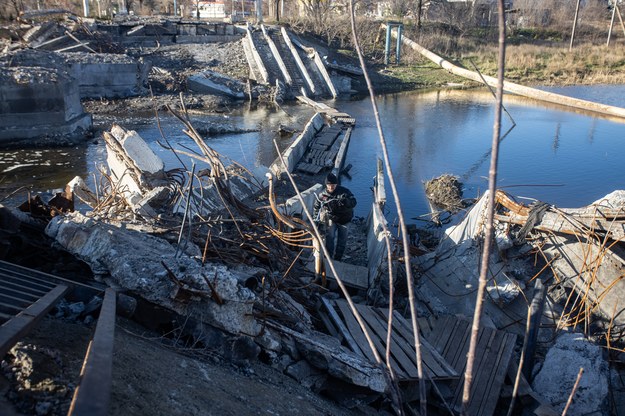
[395,24,402,64]
[385,25,391,65]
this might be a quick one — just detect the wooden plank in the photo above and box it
[341,304,395,374]
[425,314,519,416]
[444,318,472,369]
[320,297,364,357]
[385,311,458,380]
[0,293,32,307]
[351,303,408,379]
[477,333,516,416]
[503,357,532,398]
[0,284,69,357]
[68,288,117,416]
[0,287,39,302]
[456,329,494,412]
[0,260,102,292]
[0,268,57,290]
[466,330,505,415]
[387,317,455,380]
[451,328,497,412]
[318,309,339,338]
[430,315,458,355]
[333,300,377,362]
[2,273,55,291]
[353,303,418,379]
[0,302,23,313]
[417,317,432,338]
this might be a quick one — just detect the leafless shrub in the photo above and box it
[287,15,382,57]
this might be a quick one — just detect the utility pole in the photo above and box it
[569,0,581,51]
[416,0,422,28]
[608,2,617,46]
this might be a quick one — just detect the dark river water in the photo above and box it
[1,84,624,222]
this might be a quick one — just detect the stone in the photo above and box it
[227,336,260,366]
[532,332,609,415]
[255,329,281,352]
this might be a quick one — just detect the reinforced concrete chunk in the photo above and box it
[45,212,260,336]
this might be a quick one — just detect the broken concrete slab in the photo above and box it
[494,190,625,334]
[0,66,92,146]
[1,49,149,99]
[45,211,260,336]
[109,124,165,183]
[267,321,388,393]
[532,332,608,415]
[269,112,324,177]
[62,53,151,98]
[187,70,246,99]
[415,191,534,331]
[102,124,172,217]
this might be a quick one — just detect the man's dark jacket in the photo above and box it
[313,185,357,225]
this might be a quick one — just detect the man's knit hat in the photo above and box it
[325,173,338,185]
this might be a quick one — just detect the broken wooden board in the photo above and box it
[296,123,347,175]
[321,299,458,383]
[419,314,517,416]
[295,162,323,175]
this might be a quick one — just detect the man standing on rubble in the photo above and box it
[313,173,357,261]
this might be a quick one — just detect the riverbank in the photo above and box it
[81,35,625,117]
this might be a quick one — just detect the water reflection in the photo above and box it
[0,146,90,199]
[337,86,625,221]
[1,86,624,223]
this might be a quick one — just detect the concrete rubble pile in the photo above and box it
[414,188,625,414]
[40,122,390,399]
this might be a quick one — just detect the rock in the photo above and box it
[35,401,52,415]
[255,329,281,352]
[116,293,137,318]
[285,360,326,389]
[532,332,609,415]
[227,336,260,366]
[272,354,295,373]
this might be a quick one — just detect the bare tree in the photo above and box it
[0,0,25,20]
[299,0,334,30]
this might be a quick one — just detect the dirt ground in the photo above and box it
[1,314,379,416]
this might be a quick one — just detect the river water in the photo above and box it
[1,85,624,222]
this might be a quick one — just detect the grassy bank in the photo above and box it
[289,17,625,92]
[460,43,625,86]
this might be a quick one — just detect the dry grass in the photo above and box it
[462,43,625,85]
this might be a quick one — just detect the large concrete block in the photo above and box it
[63,53,151,98]
[0,67,92,145]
